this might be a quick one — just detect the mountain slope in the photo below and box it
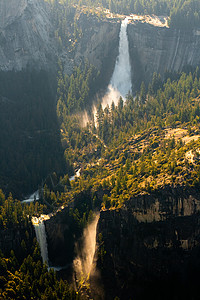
[0,0,56,71]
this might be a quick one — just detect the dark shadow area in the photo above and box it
[97,186,200,300]
[0,69,66,198]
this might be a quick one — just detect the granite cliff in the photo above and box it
[95,186,200,299]
[67,13,120,88]
[0,0,56,71]
[128,22,200,90]
[1,0,200,88]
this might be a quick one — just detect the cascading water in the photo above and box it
[101,17,132,109]
[78,22,131,281]
[32,216,49,265]
[110,17,132,98]
[30,170,81,269]
[73,214,100,287]
[21,190,39,203]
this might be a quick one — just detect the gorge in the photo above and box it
[33,15,131,284]
[1,1,200,198]
[1,1,200,299]
[1,1,200,197]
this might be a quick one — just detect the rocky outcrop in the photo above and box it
[45,206,77,267]
[73,14,120,87]
[126,186,200,222]
[95,187,200,299]
[128,22,200,90]
[0,0,120,78]
[0,0,56,71]
[0,0,120,89]
[97,212,200,299]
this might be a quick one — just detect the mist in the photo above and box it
[93,17,132,123]
[73,214,100,287]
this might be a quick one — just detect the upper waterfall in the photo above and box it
[110,17,132,98]
[101,17,132,109]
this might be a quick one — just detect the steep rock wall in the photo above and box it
[43,185,200,299]
[0,0,56,71]
[128,23,200,90]
[95,187,200,300]
[67,15,120,89]
[0,0,120,91]
[45,206,77,267]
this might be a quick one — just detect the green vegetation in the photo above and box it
[1,52,200,300]
[1,2,200,298]
[95,70,200,143]
[57,61,99,117]
[0,189,79,299]
[48,0,200,29]
[0,242,79,299]
[169,0,200,29]
[0,190,46,229]
[52,68,200,211]
[26,67,200,218]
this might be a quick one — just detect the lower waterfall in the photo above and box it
[21,190,39,203]
[73,214,100,287]
[31,170,82,268]
[32,216,49,265]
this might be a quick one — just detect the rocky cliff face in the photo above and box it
[95,187,200,299]
[128,22,200,90]
[0,0,56,71]
[45,206,77,267]
[0,0,120,90]
[1,1,200,89]
[73,14,120,87]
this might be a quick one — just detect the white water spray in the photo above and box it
[73,214,99,286]
[21,190,39,203]
[30,170,82,267]
[32,216,49,265]
[69,168,81,182]
[101,17,132,109]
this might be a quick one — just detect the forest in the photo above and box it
[1,65,200,298]
[54,68,200,209]
[1,0,200,298]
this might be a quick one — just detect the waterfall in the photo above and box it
[101,17,132,109]
[32,216,49,265]
[69,168,81,182]
[21,190,39,203]
[110,17,132,98]
[30,182,78,269]
[73,214,99,287]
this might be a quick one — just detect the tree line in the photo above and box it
[47,0,200,29]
